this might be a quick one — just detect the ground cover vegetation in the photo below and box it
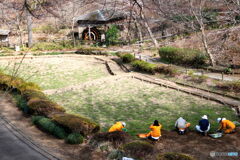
[159,47,208,68]
[118,53,178,76]
[0,58,109,90]
[50,78,238,136]
[0,71,100,144]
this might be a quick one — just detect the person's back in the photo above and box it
[109,122,124,132]
[150,125,162,137]
[175,117,187,129]
[199,119,209,131]
[220,119,235,133]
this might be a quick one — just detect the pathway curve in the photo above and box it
[0,114,59,160]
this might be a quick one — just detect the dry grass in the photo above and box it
[49,78,238,136]
[0,57,109,90]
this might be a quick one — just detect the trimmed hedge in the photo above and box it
[131,60,156,74]
[65,133,84,144]
[14,94,29,114]
[52,113,100,136]
[32,116,67,139]
[27,98,65,117]
[0,72,101,141]
[120,53,135,63]
[123,141,154,159]
[159,47,208,67]
[157,152,195,160]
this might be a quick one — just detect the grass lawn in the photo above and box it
[0,57,109,90]
[49,78,238,136]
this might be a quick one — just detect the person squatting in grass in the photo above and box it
[175,117,191,135]
[109,121,127,132]
[138,120,162,141]
[195,115,211,136]
[217,118,236,134]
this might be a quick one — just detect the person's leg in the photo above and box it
[224,127,235,134]
[195,125,202,132]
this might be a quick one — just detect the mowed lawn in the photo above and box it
[49,78,238,136]
[0,57,109,90]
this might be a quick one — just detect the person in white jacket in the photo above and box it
[175,117,191,135]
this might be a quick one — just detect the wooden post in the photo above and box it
[221,72,224,81]
[88,25,91,41]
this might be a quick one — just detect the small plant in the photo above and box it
[224,67,232,74]
[65,133,84,144]
[106,25,120,45]
[121,53,135,63]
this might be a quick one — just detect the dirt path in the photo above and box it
[0,93,106,160]
[157,129,240,160]
[131,73,240,109]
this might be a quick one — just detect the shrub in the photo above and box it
[22,89,46,101]
[14,94,29,114]
[52,113,100,136]
[120,53,135,63]
[27,98,65,117]
[131,60,156,74]
[159,47,208,67]
[32,116,67,139]
[216,80,240,93]
[106,25,120,45]
[123,141,154,159]
[156,152,195,160]
[65,133,84,144]
[155,65,178,76]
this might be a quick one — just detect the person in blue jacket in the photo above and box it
[195,115,210,136]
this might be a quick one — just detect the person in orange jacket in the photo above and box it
[217,118,236,134]
[109,121,126,132]
[138,120,162,141]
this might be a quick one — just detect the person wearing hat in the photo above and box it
[109,121,126,132]
[195,115,210,136]
[217,118,236,134]
[175,117,191,135]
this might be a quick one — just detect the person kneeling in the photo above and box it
[138,120,162,141]
[217,118,236,134]
[195,115,210,136]
[109,121,126,132]
[175,117,191,135]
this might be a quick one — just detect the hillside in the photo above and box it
[161,25,240,67]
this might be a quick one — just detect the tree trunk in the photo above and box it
[134,20,143,44]
[200,27,216,66]
[27,10,33,48]
[140,10,158,47]
[140,0,158,47]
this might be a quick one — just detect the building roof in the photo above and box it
[0,30,10,36]
[76,9,126,25]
